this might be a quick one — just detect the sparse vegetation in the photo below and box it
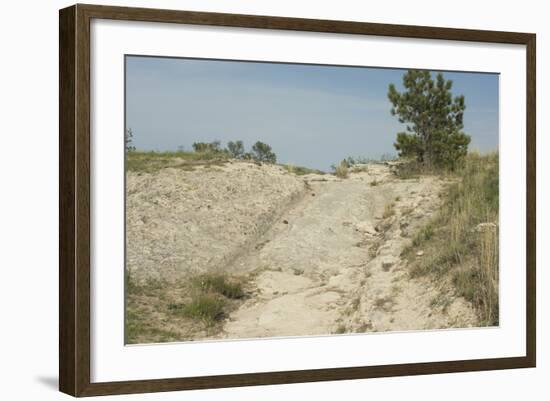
[382,203,396,219]
[334,160,349,178]
[392,158,462,180]
[374,295,395,312]
[170,295,226,323]
[192,140,224,153]
[125,308,180,344]
[430,293,453,313]
[335,324,347,334]
[125,128,136,152]
[126,150,229,173]
[125,271,247,343]
[281,164,325,176]
[368,241,381,259]
[126,139,279,173]
[251,141,277,163]
[351,296,361,311]
[412,225,434,247]
[191,273,245,299]
[403,152,499,325]
[227,140,245,159]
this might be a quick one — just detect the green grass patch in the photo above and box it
[169,295,227,323]
[125,270,248,343]
[125,308,181,344]
[167,273,247,325]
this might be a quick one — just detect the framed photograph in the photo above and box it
[59,4,536,397]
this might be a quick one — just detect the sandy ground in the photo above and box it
[126,161,477,340]
[126,161,306,284]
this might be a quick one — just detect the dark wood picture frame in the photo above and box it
[59,3,536,397]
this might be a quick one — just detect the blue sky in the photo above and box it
[126,56,499,171]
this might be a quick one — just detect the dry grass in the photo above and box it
[169,294,227,323]
[281,163,325,176]
[334,324,347,334]
[335,160,349,179]
[350,164,369,173]
[191,273,245,299]
[368,240,381,259]
[126,151,229,173]
[382,203,396,219]
[403,152,499,326]
[392,158,442,179]
[373,295,395,312]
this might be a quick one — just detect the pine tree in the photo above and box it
[388,70,470,168]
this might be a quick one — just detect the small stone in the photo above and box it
[382,260,394,271]
[355,222,376,235]
[283,220,289,224]
[416,250,424,256]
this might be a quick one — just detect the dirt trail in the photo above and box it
[220,164,477,339]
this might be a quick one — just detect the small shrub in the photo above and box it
[412,225,435,246]
[282,164,325,176]
[251,141,277,163]
[382,203,395,219]
[368,241,381,259]
[351,297,361,311]
[192,141,223,153]
[335,325,347,334]
[227,140,245,159]
[335,160,349,179]
[125,128,136,152]
[192,273,244,299]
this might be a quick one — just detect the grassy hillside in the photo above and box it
[126,150,230,173]
[126,150,327,177]
[402,152,499,325]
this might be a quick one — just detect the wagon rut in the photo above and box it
[219,164,477,339]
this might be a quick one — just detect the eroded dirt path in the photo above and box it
[220,164,477,339]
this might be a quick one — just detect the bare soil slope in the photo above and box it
[126,161,477,341]
[126,161,306,284]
